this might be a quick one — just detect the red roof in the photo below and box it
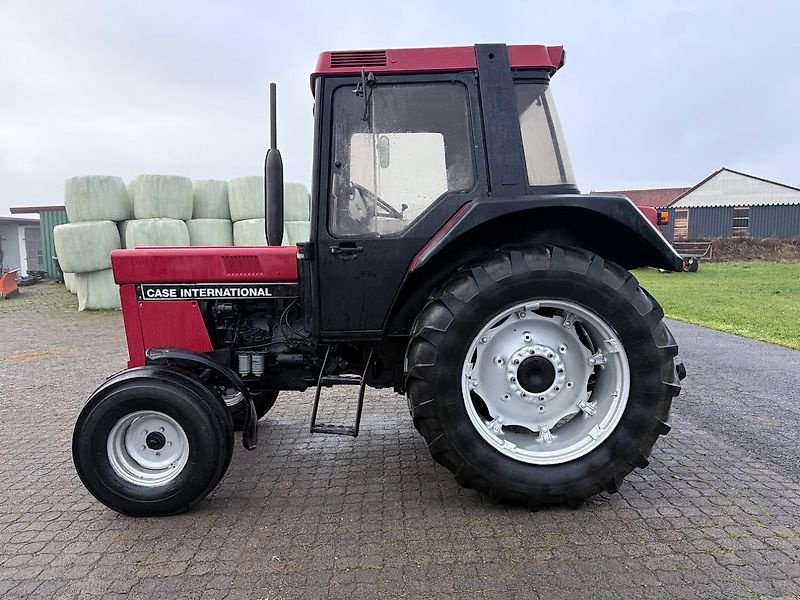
[598,188,690,208]
[312,44,564,89]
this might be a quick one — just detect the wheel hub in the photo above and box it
[507,345,565,401]
[145,431,166,450]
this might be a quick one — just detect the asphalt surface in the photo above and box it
[0,285,798,599]
[667,319,800,478]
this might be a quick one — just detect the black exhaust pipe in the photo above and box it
[264,82,284,246]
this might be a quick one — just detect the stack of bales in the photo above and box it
[187,180,232,245]
[54,174,311,310]
[230,176,266,245]
[124,175,192,248]
[54,176,130,311]
[229,177,311,246]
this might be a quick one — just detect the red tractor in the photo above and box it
[73,44,685,516]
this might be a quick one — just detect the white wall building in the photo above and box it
[0,216,41,277]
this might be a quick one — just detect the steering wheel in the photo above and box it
[350,181,405,221]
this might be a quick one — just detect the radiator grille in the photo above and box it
[222,255,262,276]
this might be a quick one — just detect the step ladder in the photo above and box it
[310,347,373,437]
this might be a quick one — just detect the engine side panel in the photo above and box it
[112,246,298,285]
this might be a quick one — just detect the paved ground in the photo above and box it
[1,283,799,599]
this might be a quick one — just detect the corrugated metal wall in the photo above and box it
[688,206,733,240]
[39,209,69,278]
[750,205,800,238]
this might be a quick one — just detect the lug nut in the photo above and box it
[480,337,488,344]
[510,377,516,383]
[513,359,520,365]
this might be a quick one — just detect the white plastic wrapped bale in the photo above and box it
[76,269,120,311]
[233,218,266,246]
[117,220,134,249]
[192,179,230,219]
[64,176,132,222]
[54,221,121,273]
[64,272,77,294]
[228,176,264,222]
[284,183,311,245]
[130,174,193,220]
[186,219,233,246]
[125,219,190,248]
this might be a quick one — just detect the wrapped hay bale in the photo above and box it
[130,174,193,220]
[186,219,233,246]
[233,218,266,246]
[228,176,264,222]
[64,176,132,222]
[76,269,120,311]
[284,183,311,244]
[125,218,190,248]
[284,222,310,245]
[192,179,230,219]
[117,220,134,249]
[54,221,121,273]
[64,272,77,294]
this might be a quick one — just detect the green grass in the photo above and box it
[635,262,800,350]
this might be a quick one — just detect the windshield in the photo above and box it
[514,83,575,186]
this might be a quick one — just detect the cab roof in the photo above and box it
[311,44,564,91]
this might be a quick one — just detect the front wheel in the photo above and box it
[406,246,682,507]
[73,367,234,516]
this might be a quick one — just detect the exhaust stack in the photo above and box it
[264,82,284,246]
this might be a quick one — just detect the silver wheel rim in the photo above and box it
[106,411,190,487]
[461,299,630,465]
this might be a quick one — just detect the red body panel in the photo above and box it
[112,246,298,284]
[114,246,297,367]
[636,206,659,227]
[312,44,563,88]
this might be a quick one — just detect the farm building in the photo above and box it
[9,205,69,279]
[668,169,800,240]
[0,216,42,277]
[601,168,800,241]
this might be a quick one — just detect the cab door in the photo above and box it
[313,74,483,337]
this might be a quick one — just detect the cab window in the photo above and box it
[329,81,474,237]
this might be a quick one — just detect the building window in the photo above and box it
[732,206,750,237]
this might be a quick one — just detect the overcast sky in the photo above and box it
[2,0,798,215]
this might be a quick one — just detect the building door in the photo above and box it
[673,209,689,241]
[24,227,43,272]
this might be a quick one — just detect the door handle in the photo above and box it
[329,243,364,258]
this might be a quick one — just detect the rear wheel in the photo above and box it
[73,367,233,516]
[406,246,682,507]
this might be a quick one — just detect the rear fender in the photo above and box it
[386,194,682,336]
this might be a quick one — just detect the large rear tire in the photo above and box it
[73,367,234,516]
[406,246,682,507]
